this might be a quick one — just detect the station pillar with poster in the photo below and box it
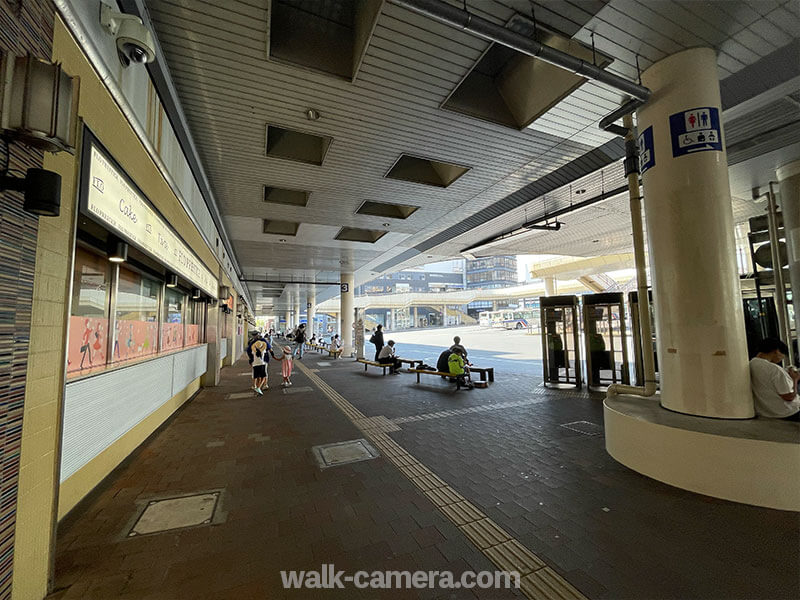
[628,290,658,387]
[582,293,630,390]
[540,295,582,388]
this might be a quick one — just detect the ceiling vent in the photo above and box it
[263,219,300,236]
[335,227,387,243]
[264,186,310,207]
[441,15,613,131]
[356,200,419,219]
[267,0,383,81]
[265,124,332,166]
[385,154,469,188]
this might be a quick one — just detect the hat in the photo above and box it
[253,340,267,353]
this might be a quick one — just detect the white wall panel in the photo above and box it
[60,346,207,482]
[220,338,228,360]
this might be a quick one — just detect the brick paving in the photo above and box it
[313,353,800,600]
[52,356,518,599]
[51,349,800,600]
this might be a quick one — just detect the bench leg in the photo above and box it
[488,370,494,382]
[365,363,368,372]
[416,372,420,383]
[479,371,486,382]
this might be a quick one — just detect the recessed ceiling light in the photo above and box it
[306,108,320,120]
[279,238,286,242]
[382,222,390,227]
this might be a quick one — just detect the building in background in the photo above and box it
[466,256,518,316]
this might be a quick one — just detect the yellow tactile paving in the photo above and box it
[294,360,588,600]
[458,518,512,550]
[484,539,546,576]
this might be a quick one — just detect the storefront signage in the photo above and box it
[669,106,722,158]
[81,134,218,297]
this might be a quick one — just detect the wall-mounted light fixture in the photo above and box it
[108,239,128,263]
[0,168,62,216]
[166,273,178,288]
[0,53,79,153]
[192,288,202,299]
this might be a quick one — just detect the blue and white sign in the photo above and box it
[669,106,722,158]
[638,126,655,174]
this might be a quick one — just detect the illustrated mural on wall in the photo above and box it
[112,320,158,364]
[67,317,108,375]
[161,322,184,352]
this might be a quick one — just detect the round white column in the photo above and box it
[637,47,752,418]
[340,272,354,357]
[777,160,800,342]
[307,289,316,336]
[294,294,301,329]
[284,310,291,332]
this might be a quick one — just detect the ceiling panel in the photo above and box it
[146,0,800,314]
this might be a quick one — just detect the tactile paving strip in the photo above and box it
[392,397,548,424]
[294,360,588,600]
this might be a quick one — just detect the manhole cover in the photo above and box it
[312,439,379,468]
[560,421,604,436]
[129,492,220,536]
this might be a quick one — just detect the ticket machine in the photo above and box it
[629,290,659,387]
[540,295,582,388]
[582,293,630,390]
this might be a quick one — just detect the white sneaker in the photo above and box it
[263,384,269,391]
[287,381,292,386]
[255,387,263,396]
[281,382,288,387]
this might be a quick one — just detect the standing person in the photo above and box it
[370,324,384,361]
[293,323,306,359]
[271,344,294,387]
[377,340,401,374]
[749,338,800,420]
[250,339,269,395]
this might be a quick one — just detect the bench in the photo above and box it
[397,357,423,370]
[409,369,468,389]
[357,358,390,375]
[469,366,494,382]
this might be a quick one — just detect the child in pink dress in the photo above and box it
[271,345,293,387]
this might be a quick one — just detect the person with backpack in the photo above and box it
[370,324,384,361]
[293,323,306,359]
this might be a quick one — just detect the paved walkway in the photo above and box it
[52,349,799,599]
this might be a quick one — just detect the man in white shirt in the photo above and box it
[377,340,401,374]
[749,338,800,420]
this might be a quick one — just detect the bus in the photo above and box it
[478,309,538,330]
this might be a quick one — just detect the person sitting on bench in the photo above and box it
[331,334,343,358]
[448,348,473,389]
[377,340,401,374]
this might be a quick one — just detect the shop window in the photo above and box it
[186,300,204,346]
[161,287,185,352]
[114,267,159,363]
[67,248,111,377]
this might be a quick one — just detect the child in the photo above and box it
[271,344,293,387]
[251,339,269,395]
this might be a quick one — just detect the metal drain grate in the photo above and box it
[312,439,379,468]
[128,491,222,537]
[560,421,604,436]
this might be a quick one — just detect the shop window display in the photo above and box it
[67,248,111,376]
[161,288,185,351]
[114,267,159,363]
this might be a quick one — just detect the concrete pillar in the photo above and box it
[413,306,418,328]
[544,276,556,296]
[340,272,354,357]
[284,310,290,332]
[202,302,221,387]
[638,47,751,418]
[307,289,316,336]
[294,295,301,328]
[777,160,800,345]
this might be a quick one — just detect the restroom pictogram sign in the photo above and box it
[669,106,722,158]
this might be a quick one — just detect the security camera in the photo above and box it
[100,3,156,67]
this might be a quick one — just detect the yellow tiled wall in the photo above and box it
[13,16,226,600]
